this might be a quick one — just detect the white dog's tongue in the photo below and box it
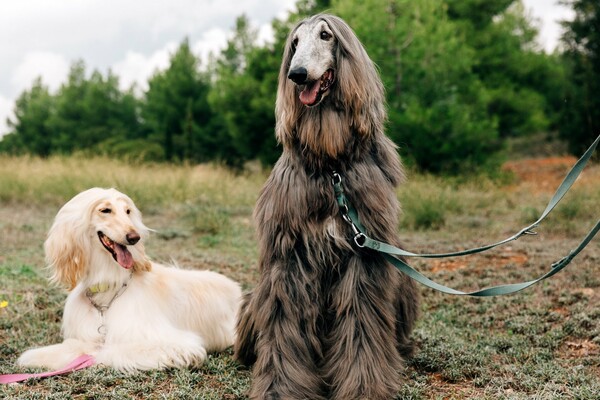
[300,80,320,105]
[114,243,134,269]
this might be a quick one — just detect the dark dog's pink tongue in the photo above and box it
[114,243,134,269]
[300,80,320,105]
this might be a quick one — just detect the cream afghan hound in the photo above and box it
[17,188,241,372]
[234,14,419,400]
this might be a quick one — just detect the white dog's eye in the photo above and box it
[292,37,298,50]
[126,209,131,215]
[320,31,332,41]
[100,208,112,214]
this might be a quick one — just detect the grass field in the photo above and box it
[1,154,599,399]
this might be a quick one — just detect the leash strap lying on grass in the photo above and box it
[333,134,600,296]
[379,221,599,296]
[0,354,95,384]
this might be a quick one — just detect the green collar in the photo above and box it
[87,283,111,294]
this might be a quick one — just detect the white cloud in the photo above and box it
[258,23,276,46]
[113,22,279,94]
[0,95,14,139]
[113,42,178,92]
[522,0,574,52]
[11,52,70,94]
[192,27,229,66]
[112,27,232,93]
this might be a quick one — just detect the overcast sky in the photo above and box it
[0,0,573,137]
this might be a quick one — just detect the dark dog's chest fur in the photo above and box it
[253,134,405,297]
[255,152,340,267]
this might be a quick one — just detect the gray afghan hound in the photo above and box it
[235,14,419,400]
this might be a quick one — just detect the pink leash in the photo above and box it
[0,354,96,384]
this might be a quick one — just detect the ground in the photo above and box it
[0,154,598,399]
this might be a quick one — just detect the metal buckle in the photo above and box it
[354,233,366,248]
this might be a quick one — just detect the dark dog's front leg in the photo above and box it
[323,256,408,400]
[234,291,257,366]
[244,261,327,400]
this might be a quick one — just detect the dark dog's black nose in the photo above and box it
[288,67,308,84]
[126,232,140,245]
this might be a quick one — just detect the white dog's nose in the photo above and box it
[126,232,140,245]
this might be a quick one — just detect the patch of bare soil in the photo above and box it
[560,339,599,359]
[427,373,485,400]
[429,248,528,274]
[502,155,599,194]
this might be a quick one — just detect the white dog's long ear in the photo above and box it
[131,243,152,272]
[45,216,88,290]
[127,201,152,273]
[45,192,95,289]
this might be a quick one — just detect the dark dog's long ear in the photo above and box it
[327,15,386,137]
[275,22,305,147]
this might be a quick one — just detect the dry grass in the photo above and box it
[0,155,265,210]
[1,154,599,399]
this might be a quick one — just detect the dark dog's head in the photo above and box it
[276,14,386,157]
[286,17,337,107]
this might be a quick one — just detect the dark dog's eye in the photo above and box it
[100,208,112,214]
[320,31,332,41]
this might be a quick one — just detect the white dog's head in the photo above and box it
[45,188,152,289]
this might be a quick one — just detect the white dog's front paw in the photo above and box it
[17,340,99,370]
[16,349,42,368]
[184,345,208,368]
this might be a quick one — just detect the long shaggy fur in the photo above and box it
[235,14,419,400]
[17,188,241,372]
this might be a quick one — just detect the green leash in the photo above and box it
[333,134,600,296]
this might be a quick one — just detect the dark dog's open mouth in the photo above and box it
[98,231,134,269]
[299,69,335,106]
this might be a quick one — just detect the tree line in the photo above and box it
[1,0,598,173]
